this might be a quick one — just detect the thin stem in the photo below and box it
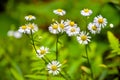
[85,45,94,79]
[56,34,59,60]
[60,72,68,80]
[63,70,72,80]
[30,30,48,63]
[30,30,37,54]
[85,16,88,31]
[44,55,51,62]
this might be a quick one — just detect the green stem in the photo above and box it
[60,72,69,80]
[44,55,51,62]
[56,34,59,60]
[85,45,94,79]
[30,30,48,63]
[63,70,72,80]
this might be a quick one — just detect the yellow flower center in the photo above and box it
[57,9,63,12]
[51,65,57,71]
[69,21,75,26]
[52,24,58,29]
[70,28,75,32]
[29,24,34,29]
[84,9,89,13]
[40,50,46,54]
[98,18,103,23]
[28,15,33,18]
[60,24,64,29]
[81,35,87,41]
[92,25,97,30]
[21,25,27,30]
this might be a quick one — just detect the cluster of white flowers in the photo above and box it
[7,30,22,38]
[48,8,110,45]
[14,8,112,76]
[48,20,80,36]
[18,15,38,34]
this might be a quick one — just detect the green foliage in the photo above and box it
[107,31,120,58]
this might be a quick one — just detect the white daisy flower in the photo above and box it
[80,8,92,16]
[53,9,66,16]
[64,20,77,29]
[109,23,114,28]
[55,20,66,33]
[37,46,49,58]
[13,31,22,38]
[25,15,36,21]
[88,23,101,34]
[93,15,107,28]
[66,27,80,36]
[26,23,38,34]
[18,25,28,33]
[47,60,61,75]
[77,31,91,45]
[48,23,60,34]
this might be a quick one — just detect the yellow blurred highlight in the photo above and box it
[99,64,107,68]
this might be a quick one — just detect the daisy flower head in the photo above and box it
[64,20,77,29]
[18,25,28,34]
[53,9,66,16]
[25,15,36,21]
[48,23,60,34]
[66,27,80,36]
[55,20,66,33]
[26,23,38,34]
[37,46,49,58]
[88,23,101,34]
[81,8,92,16]
[77,31,91,45]
[47,60,61,75]
[93,15,107,28]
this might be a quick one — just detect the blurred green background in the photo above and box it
[0,0,120,80]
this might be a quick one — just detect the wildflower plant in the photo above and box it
[17,7,114,80]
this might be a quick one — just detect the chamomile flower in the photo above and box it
[48,23,60,34]
[56,20,66,33]
[81,8,92,16]
[26,23,38,34]
[47,60,61,75]
[53,9,66,16]
[64,20,77,29]
[18,25,28,33]
[66,27,80,36]
[93,15,107,28]
[37,46,49,58]
[77,31,91,45]
[88,23,101,34]
[25,15,36,21]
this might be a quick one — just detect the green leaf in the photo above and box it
[10,68,24,80]
[107,31,119,50]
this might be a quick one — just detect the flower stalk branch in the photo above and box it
[85,45,94,79]
[56,34,59,60]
